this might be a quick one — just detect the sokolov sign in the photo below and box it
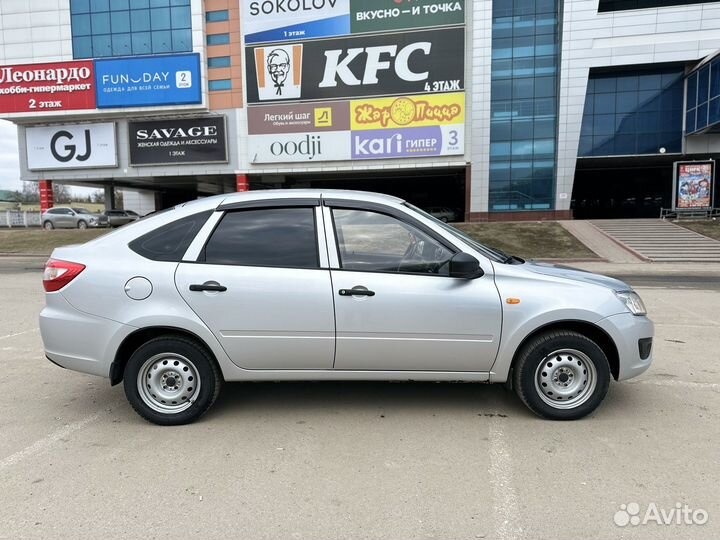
[26,123,117,171]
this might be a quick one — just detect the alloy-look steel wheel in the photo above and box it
[513,330,610,420]
[123,335,222,425]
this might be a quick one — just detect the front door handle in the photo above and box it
[189,282,227,292]
[339,287,375,297]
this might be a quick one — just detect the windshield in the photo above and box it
[405,203,510,263]
[72,208,92,214]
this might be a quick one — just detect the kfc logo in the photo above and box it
[254,45,303,101]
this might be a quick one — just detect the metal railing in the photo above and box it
[0,211,42,228]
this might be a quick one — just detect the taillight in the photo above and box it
[43,259,85,292]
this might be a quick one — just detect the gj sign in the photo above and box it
[26,123,117,170]
[129,117,228,166]
[95,53,202,109]
[245,27,464,103]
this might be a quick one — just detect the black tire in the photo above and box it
[43,221,54,230]
[513,330,611,420]
[441,216,449,222]
[123,335,222,426]
[77,220,87,229]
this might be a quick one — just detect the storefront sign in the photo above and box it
[129,117,228,166]
[352,125,463,159]
[248,131,351,162]
[351,0,465,34]
[26,123,117,170]
[351,92,464,130]
[248,101,351,134]
[243,0,350,44]
[245,27,464,103]
[0,60,96,115]
[95,53,202,109]
[674,161,714,210]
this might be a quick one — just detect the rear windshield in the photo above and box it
[129,211,212,262]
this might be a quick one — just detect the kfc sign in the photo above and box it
[0,61,96,116]
[246,27,464,103]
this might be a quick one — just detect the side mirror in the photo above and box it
[449,253,484,279]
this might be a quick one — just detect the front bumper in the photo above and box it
[597,312,654,381]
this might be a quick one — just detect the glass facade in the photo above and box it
[208,79,232,91]
[70,0,192,59]
[208,56,231,69]
[489,0,559,212]
[207,33,230,46]
[206,10,229,22]
[599,0,720,12]
[579,67,684,157]
[686,57,720,134]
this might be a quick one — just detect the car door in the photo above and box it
[59,209,75,228]
[175,202,336,370]
[324,201,502,372]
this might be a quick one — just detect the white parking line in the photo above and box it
[0,413,100,473]
[630,379,720,391]
[488,416,523,540]
[0,329,38,341]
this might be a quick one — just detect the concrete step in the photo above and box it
[589,219,720,262]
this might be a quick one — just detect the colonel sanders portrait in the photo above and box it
[267,49,291,96]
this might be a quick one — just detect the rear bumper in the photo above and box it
[597,312,654,381]
[39,293,133,378]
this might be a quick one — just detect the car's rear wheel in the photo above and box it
[513,330,610,420]
[123,336,222,425]
[43,221,54,230]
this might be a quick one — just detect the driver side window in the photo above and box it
[332,208,454,275]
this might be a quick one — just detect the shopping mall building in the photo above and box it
[0,0,719,219]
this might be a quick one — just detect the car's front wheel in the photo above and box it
[513,330,610,420]
[123,336,222,425]
[77,220,88,229]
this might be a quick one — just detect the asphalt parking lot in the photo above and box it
[0,263,718,540]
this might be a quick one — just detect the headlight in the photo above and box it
[89,217,97,223]
[615,290,647,316]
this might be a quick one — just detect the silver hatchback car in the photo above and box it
[40,190,653,425]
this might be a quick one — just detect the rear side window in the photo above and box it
[203,207,319,268]
[129,211,212,262]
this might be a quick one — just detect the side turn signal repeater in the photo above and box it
[506,298,521,305]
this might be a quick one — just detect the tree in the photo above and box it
[21,181,39,203]
[53,184,72,204]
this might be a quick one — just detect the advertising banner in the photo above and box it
[129,117,227,166]
[351,92,464,130]
[351,0,465,34]
[248,101,351,134]
[0,60,96,115]
[95,53,202,109]
[248,131,351,162]
[674,161,714,210]
[352,125,463,160]
[243,0,350,44]
[26,123,117,171]
[245,27,464,103]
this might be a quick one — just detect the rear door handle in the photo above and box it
[190,282,227,292]
[339,288,375,297]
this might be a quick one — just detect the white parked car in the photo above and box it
[40,190,653,425]
[425,206,458,222]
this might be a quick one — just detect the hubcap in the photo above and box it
[534,349,597,409]
[137,353,201,414]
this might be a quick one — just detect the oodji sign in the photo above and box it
[0,60,96,115]
[129,117,228,166]
[245,26,464,103]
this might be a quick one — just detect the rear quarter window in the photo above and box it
[129,211,212,262]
